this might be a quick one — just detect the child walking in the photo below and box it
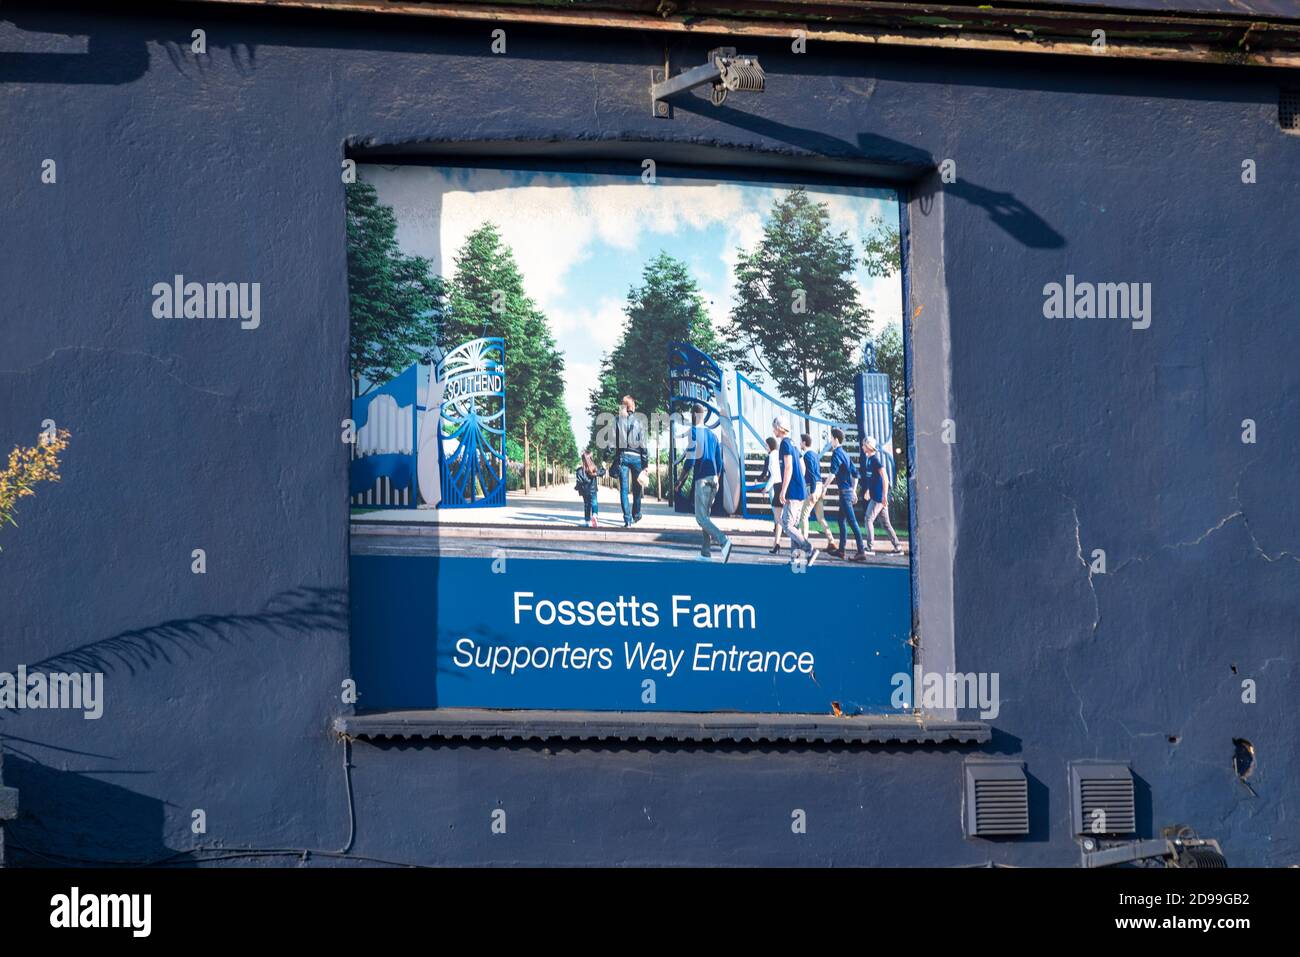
[574,450,605,527]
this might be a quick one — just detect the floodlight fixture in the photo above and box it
[1080,825,1228,868]
[651,47,765,118]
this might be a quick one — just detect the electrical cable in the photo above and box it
[1,734,415,868]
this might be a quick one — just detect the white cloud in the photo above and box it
[365,166,757,306]
[558,296,626,352]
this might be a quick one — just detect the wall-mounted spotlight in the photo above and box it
[651,47,765,119]
[1080,825,1228,868]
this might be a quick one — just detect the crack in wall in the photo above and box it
[1225,464,1300,564]
[1110,510,1245,576]
[1068,501,1102,642]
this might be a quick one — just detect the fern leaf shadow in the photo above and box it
[16,587,346,679]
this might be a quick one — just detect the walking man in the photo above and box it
[772,417,817,566]
[677,404,733,563]
[798,433,835,552]
[860,436,902,553]
[612,395,647,527]
[829,428,866,560]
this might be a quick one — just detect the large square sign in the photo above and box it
[347,162,913,715]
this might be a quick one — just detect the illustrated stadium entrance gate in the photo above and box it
[667,341,894,520]
[349,337,507,509]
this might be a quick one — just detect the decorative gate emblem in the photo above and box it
[435,337,507,508]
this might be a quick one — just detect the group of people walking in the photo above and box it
[574,395,902,565]
[758,419,900,563]
[824,427,902,560]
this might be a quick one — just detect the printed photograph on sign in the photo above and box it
[347,162,914,715]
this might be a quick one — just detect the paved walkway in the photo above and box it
[353,482,909,564]
[350,533,905,566]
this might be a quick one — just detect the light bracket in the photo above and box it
[651,47,765,119]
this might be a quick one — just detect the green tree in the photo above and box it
[861,216,906,472]
[586,346,628,452]
[865,322,907,473]
[532,401,578,474]
[862,213,902,279]
[445,224,574,475]
[346,182,445,395]
[870,323,904,420]
[586,253,721,451]
[724,188,869,424]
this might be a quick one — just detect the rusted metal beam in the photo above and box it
[182,0,1300,68]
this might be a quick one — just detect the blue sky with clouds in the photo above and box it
[361,165,902,443]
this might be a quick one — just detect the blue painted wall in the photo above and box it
[1,3,1296,866]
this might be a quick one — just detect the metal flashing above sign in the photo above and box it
[334,709,992,745]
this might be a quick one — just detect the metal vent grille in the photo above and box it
[964,760,1029,837]
[1281,89,1300,132]
[1071,761,1136,836]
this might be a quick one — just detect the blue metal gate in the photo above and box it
[665,342,894,519]
[433,337,507,508]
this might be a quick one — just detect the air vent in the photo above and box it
[1281,89,1300,133]
[1070,761,1136,836]
[964,759,1029,837]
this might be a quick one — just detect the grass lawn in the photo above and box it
[804,519,909,539]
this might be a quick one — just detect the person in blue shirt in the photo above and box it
[797,433,835,553]
[772,417,817,566]
[675,404,732,563]
[859,435,901,553]
[829,427,866,560]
